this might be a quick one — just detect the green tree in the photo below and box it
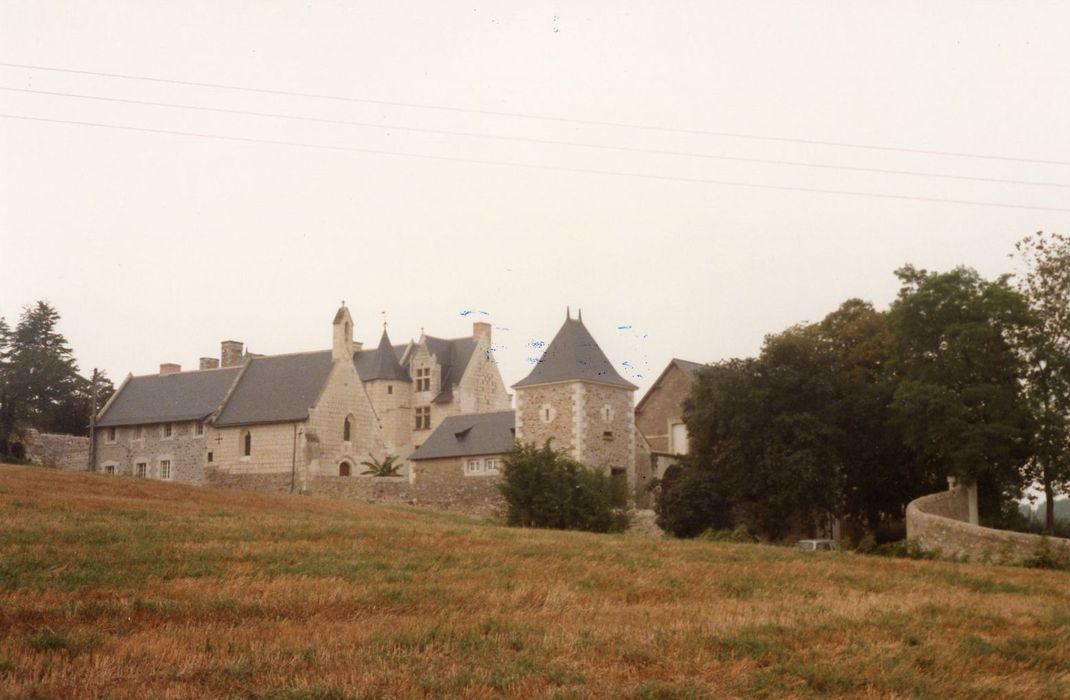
[887,266,1034,523]
[666,327,845,540]
[499,441,629,533]
[816,300,926,533]
[1013,232,1070,534]
[0,302,102,447]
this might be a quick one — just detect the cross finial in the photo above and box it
[341,300,345,307]
[381,310,387,330]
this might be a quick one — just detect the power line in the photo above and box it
[3,60,1069,168]
[4,86,1068,190]
[3,112,1069,213]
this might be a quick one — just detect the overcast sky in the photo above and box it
[2,1,1069,397]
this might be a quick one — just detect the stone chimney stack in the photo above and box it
[159,363,181,375]
[199,357,220,370]
[221,341,244,368]
[473,321,492,345]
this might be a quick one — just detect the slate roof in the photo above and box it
[214,350,334,427]
[422,335,478,404]
[410,410,516,460]
[96,367,242,427]
[674,359,706,381]
[513,316,637,390]
[354,331,410,382]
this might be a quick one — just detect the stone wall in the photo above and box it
[313,475,411,504]
[206,467,295,494]
[907,486,1070,565]
[515,382,578,455]
[23,429,89,470]
[635,364,692,454]
[411,457,506,519]
[95,421,208,484]
[577,382,635,472]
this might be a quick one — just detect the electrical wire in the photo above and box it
[3,112,1068,213]
[3,61,1069,167]
[4,86,1068,190]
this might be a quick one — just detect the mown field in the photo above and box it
[1,465,1068,699]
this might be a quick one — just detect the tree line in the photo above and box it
[656,232,1070,539]
[0,301,113,458]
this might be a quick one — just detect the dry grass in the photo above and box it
[1,464,1068,699]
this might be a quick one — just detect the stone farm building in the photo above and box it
[92,305,653,515]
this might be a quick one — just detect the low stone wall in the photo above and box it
[23,429,89,471]
[206,468,296,494]
[313,475,412,505]
[907,486,1070,565]
[410,458,506,520]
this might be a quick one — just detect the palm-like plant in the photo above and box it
[360,453,402,477]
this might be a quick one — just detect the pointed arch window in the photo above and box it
[343,415,352,442]
[241,430,252,457]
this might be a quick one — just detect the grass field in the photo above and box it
[1,464,1068,699]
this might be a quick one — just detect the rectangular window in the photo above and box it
[603,430,614,441]
[194,422,204,437]
[387,384,393,395]
[160,459,172,480]
[161,423,173,439]
[104,427,116,443]
[466,458,483,474]
[207,451,213,463]
[485,458,500,474]
[131,425,143,441]
[415,406,431,430]
[104,464,115,475]
[135,462,147,478]
[415,367,431,392]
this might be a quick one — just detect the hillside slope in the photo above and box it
[1,465,1068,699]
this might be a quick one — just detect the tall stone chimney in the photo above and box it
[199,357,220,370]
[159,363,181,375]
[221,340,244,368]
[473,321,491,344]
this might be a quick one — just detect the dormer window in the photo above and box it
[415,367,431,392]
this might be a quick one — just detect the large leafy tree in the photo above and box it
[887,266,1034,522]
[816,300,925,531]
[660,326,844,540]
[1013,231,1070,534]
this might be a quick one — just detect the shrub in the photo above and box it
[856,533,878,554]
[1021,537,1070,570]
[498,441,630,533]
[360,454,402,477]
[653,461,733,538]
[699,524,757,543]
[874,538,936,560]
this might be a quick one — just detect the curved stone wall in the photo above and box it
[906,486,1070,565]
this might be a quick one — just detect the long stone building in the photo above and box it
[92,305,652,514]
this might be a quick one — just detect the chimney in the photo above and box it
[199,357,220,370]
[221,340,244,368]
[473,321,491,344]
[159,363,181,375]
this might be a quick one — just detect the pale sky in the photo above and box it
[2,1,1069,397]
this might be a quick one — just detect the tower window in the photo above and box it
[387,384,393,395]
[343,416,352,442]
[540,404,556,423]
[242,431,252,457]
[415,406,431,430]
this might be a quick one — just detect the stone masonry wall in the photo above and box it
[95,421,208,484]
[635,364,692,454]
[364,379,412,460]
[907,486,1070,565]
[307,360,387,478]
[210,422,302,477]
[456,339,512,414]
[23,429,89,471]
[312,475,411,504]
[576,382,635,473]
[410,456,506,519]
[206,468,295,494]
[515,383,576,455]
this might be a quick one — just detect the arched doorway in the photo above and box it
[339,461,352,477]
